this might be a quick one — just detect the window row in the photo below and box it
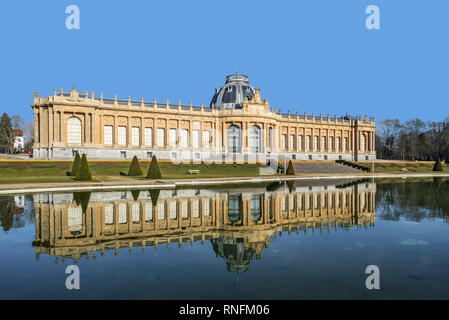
[281,135,349,152]
[103,126,212,148]
[103,200,211,225]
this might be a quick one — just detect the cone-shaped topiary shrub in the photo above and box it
[286,160,295,175]
[73,192,91,213]
[147,155,162,179]
[287,180,295,193]
[433,158,443,172]
[131,190,140,201]
[71,153,81,177]
[266,181,283,192]
[150,189,160,206]
[76,154,92,181]
[128,156,143,176]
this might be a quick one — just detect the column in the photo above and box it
[60,112,64,144]
[34,109,39,145]
[84,113,88,145]
[152,118,156,147]
[113,115,118,145]
[91,113,95,144]
[127,116,131,146]
[48,108,53,145]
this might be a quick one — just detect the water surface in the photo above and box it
[0,178,448,299]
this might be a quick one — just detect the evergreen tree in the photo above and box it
[76,154,92,181]
[433,158,443,172]
[131,190,140,201]
[286,160,295,175]
[0,113,14,153]
[147,155,162,179]
[128,156,143,176]
[71,153,81,176]
[287,180,295,193]
[73,192,91,213]
[149,189,160,206]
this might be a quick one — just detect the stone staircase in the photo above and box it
[291,162,363,174]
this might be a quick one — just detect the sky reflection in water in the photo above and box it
[0,177,448,299]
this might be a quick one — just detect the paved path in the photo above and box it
[1,172,449,195]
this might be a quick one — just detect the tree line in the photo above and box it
[0,112,33,153]
[375,117,449,161]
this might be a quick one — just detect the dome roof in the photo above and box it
[210,73,255,109]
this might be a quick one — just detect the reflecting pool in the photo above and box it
[0,178,449,299]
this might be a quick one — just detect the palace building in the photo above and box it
[31,74,376,161]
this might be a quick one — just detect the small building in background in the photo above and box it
[13,129,24,152]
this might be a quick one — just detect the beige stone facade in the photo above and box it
[32,180,376,269]
[31,75,376,162]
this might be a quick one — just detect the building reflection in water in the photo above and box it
[32,179,376,272]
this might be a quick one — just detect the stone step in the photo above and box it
[291,162,363,174]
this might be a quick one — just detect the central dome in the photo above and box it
[210,73,255,109]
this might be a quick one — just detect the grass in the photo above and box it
[0,160,265,184]
[357,161,449,173]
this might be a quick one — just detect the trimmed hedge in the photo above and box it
[147,155,162,179]
[433,158,443,172]
[286,160,295,175]
[128,156,143,176]
[71,153,81,177]
[73,192,91,213]
[76,154,92,181]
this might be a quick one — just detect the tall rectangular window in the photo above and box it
[336,137,341,151]
[192,130,199,148]
[169,129,177,147]
[289,135,295,150]
[105,205,114,225]
[181,129,188,147]
[169,202,177,220]
[321,136,326,151]
[157,202,165,220]
[182,201,189,218]
[298,135,302,150]
[131,127,140,146]
[203,130,210,148]
[306,136,311,150]
[145,203,153,222]
[329,137,333,151]
[343,137,348,151]
[157,128,165,147]
[281,134,286,149]
[118,126,127,145]
[144,128,152,146]
[132,203,140,223]
[192,200,199,218]
[104,125,113,145]
[314,136,318,151]
[118,203,127,224]
[203,199,210,216]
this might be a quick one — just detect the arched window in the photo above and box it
[67,117,82,144]
[227,125,241,153]
[250,125,261,153]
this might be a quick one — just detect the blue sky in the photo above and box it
[0,0,448,123]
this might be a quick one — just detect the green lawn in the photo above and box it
[357,161,449,173]
[0,161,265,184]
